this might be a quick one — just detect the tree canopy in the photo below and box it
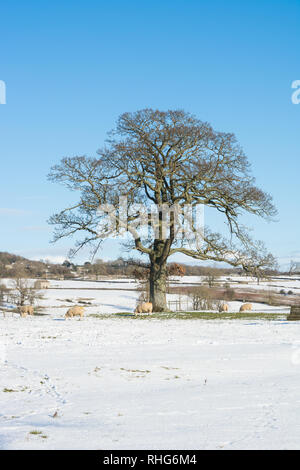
[49,109,277,310]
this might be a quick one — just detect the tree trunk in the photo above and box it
[149,259,168,312]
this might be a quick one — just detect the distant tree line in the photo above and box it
[0,251,279,280]
[0,252,72,279]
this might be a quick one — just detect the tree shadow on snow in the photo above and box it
[100,303,132,312]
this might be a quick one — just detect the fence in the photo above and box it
[167,298,192,312]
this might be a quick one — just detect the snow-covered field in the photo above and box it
[172,274,300,292]
[1,315,300,450]
[2,276,293,315]
[1,277,300,450]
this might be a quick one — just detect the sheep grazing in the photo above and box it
[219,303,229,313]
[26,306,34,316]
[134,302,153,314]
[65,306,85,318]
[19,305,34,317]
[239,303,252,312]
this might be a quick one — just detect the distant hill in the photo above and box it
[0,252,29,265]
[0,251,72,279]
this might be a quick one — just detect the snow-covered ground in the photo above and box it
[35,288,289,316]
[1,277,299,449]
[1,314,300,450]
[1,277,292,315]
[171,274,300,292]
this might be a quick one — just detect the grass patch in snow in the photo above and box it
[146,311,287,320]
[89,312,286,321]
[28,430,48,439]
[3,386,29,393]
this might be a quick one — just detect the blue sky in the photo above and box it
[0,0,299,268]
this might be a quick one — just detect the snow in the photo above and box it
[38,288,139,314]
[1,315,300,450]
[1,277,139,290]
[2,277,290,316]
[48,278,139,290]
[170,274,300,293]
[0,277,299,449]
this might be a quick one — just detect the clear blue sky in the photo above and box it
[0,0,299,268]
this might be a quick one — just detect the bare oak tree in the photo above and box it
[48,109,277,311]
